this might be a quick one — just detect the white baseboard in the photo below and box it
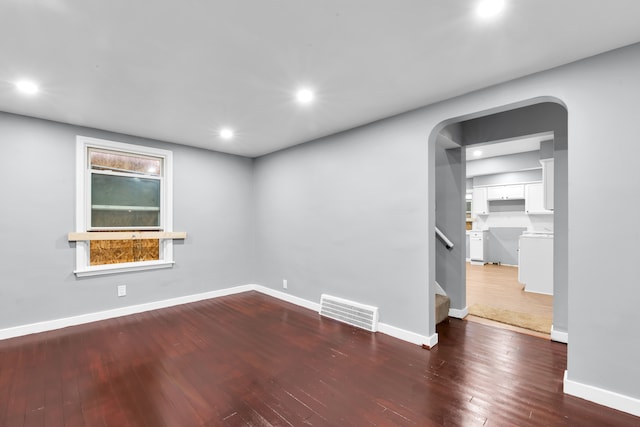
[448,306,468,319]
[0,285,254,341]
[564,370,640,417]
[267,287,436,348]
[426,332,439,348]
[377,322,437,348]
[0,284,434,349]
[254,286,320,312]
[550,325,568,343]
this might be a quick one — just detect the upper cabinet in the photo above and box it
[472,187,488,215]
[473,180,552,215]
[486,184,525,201]
[525,183,552,214]
[540,158,554,210]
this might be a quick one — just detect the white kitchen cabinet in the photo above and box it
[525,183,553,214]
[487,184,525,201]
[472,187,488,215]
[469,231,487,265]
[518,233,553,295]
[540,159,554,210]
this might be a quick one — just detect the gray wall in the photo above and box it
[254,43,640,401]
[540,139,554,159]
[487,227,527,265]
[0,112,255,329]
[435,143,466,312]
[253,114,430,334]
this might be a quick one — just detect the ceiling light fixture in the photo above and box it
[473,150,483,157]
[15,80,39,95]
[219,128,234,140]
[477,0,505,18]
[296,88,314,104]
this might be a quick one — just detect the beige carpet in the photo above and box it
[468,303,552,334]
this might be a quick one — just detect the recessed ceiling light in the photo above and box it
[296,88,314,104]
[473,150,483,157]
[15,80,39,95]
[219,128,234,140]
[477,0,505,18]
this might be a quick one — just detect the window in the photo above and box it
[74,136,174,276]
[89,149,162,230]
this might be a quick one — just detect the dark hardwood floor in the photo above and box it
[0,291,637,426]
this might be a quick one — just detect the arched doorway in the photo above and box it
[430,100,568,342]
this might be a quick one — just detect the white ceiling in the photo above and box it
[465,133,553,160]
[2,1,640,158]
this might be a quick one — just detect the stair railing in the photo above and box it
[435,226,454,250]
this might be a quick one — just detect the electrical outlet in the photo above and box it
[283,279,287,289]
[117,285,126,297]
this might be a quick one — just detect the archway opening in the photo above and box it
[431,100,568,343]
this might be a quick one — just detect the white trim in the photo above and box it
[74,136,174,276]
[0,284,436,349]
[74,260,175,277]
[425,332,439,348]
[254,286,321,312]
[448,306,469,319]
[0,285,253,341]
[550,325,568,343]
[91,205,160,211]
[564,370,640,417]
[378,322,437,347]
[262,288,434,346]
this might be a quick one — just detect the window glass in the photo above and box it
[90,149,161,175]
[90,174,161,228]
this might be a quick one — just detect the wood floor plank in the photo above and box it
[0,291,638,426]
[466,262,553,338]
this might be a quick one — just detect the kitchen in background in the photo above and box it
[466,137,554,295]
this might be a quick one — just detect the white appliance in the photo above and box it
[518,232,554,295]
[469,231,487,265]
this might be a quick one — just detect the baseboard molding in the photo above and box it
[0,284,434,349]
[265,288,435,348]
[550,325,568,343]
[448,306,468,319]
[378,322,437,348]
[0,285,254,341]
[564,370,640,417]
[426,332,439,348]
[254,285,321,312]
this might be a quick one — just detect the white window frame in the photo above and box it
[74,136,174,277]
